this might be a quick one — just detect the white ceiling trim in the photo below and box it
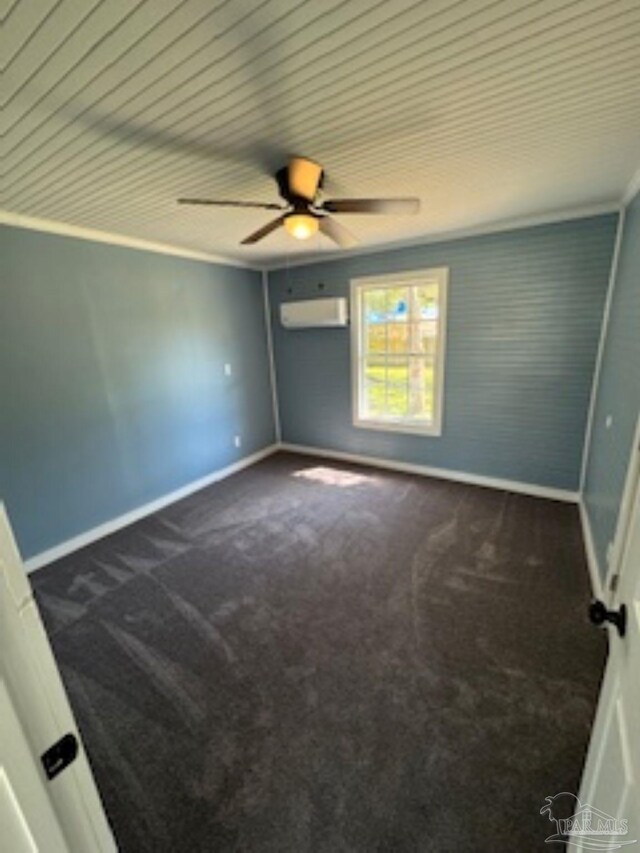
[0,209,258,270]
[262,202,621,271]
[1,202,621,274]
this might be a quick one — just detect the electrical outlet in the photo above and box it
[234,435,241,448]
[605,415,613,429]
[224,363,232,377]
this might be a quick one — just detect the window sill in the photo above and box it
[353,417,442,437]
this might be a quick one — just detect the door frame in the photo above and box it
[574,429,640,848]
[0,504,116,852]
[604,412,640,602]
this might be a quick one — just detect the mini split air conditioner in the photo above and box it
[280,297,348,329]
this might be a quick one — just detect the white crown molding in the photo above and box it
[24,444,278,573]
[2,202,623,273]
[280,442,579,503]
[622,165,640,207]
[0,209,259,270]
[262,202,620,271]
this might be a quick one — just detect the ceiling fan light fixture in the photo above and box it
[285,213,318,240]
[178,156,419,247]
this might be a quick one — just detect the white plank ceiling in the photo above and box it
[1,0,640,265]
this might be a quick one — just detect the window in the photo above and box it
[351,268,448,436]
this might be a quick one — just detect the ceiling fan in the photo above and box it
[178,156,420,248]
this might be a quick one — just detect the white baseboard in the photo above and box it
[24,444,278,573]
[24,440,585,577]
[280,442,579,503]
[578,499,604,601]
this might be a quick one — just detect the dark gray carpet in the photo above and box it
[32,451,605,852]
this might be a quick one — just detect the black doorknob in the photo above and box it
[589,600,627,638]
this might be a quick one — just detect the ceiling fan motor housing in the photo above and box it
[178,156,418,246]
[275,165,323,208]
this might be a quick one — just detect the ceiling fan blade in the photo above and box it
[319,215,358,249]
[321,198,420,215]
[288,156,323,201]
[178,198,285,210]
[240,215,286,245]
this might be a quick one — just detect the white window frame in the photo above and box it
[350,267,448,437]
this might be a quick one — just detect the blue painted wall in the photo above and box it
[269,215,618,490]
[583,192,640,580]
[0,226,275,559]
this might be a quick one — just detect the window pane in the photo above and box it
[386,357,409,416]
[387,323,409,353]
[385,287,409,322]
[423,358,435,420]
[363,357,386,417]
[414,321,438,355]
[416,284,439,320]
[366,323,386,354]
[408,356,435,420]
[363,289,387,323]
[355,273,445,432]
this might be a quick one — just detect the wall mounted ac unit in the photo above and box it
[280,297,348,329]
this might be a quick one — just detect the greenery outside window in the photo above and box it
[351,268,448,435]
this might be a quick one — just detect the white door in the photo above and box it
[0,505,116,852]
[571,452,640,849]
